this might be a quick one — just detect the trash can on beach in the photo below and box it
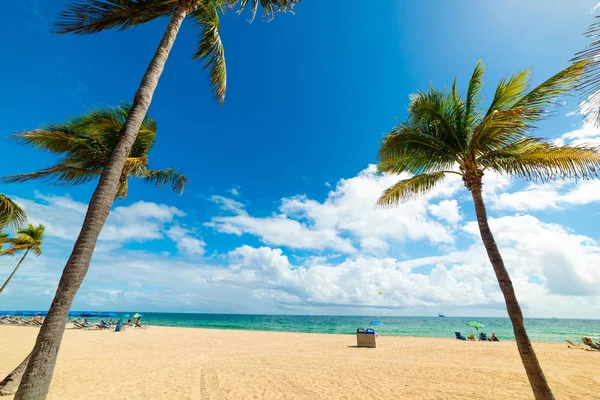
[356,328,376,348]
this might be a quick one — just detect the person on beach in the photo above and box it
[489,333,499,342]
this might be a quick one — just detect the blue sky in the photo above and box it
[2,0,600,317]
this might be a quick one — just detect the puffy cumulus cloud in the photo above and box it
[214,245,501,309]
[207,166,460,255]
[486,177,600,213]
[429,199,461,225]
[462,215,600,296]
[204,212,600,317]
[165,226,206,257]
[9,193,202,255]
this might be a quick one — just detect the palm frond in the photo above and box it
[192,2,227,104]
[5,106,178,199]
[378,123,461,174]
[571,16,600,126]
[223,0,299,21]
[0,195,27,230]
[0,232,8,251]
[471,107,535,154]
[138,168,187,194]
[486,68,530,115]
[2,224,45,256]
[3,166,101,186]
[408,88,466,152]
[55,0,177,34]
[377,172,447,207]
[480,138,600,181]
[116,177,129,199]
[465,59,485,130]
[513,60,589,122]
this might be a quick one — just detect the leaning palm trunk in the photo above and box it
[14,5,188,399]
[0,248,30,295]
[0,353,30,396]
[469,179,554,400]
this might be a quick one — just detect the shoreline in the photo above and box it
[2,325,599,399]
[1,321,590,344]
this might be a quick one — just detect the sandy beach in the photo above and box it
[1,325,598,399]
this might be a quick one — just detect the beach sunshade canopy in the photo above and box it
[467,321,484,330]
[122,314,130,318]
[370,320,383,325]
[133,313,142,318]
[98,312,117,317]
[80,312,98,317]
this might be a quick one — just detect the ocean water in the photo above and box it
[15,313,596,343]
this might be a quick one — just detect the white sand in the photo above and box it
[1,325,599,399]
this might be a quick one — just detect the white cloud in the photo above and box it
[4,161,600,319]
[165,225,206,257]
[207,165,458,254]
[10,193,200,254]
[429,199,461,225]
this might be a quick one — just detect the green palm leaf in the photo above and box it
[138,168,187,194]
[377,172,447,207]
[0,194,27,230]
[192,2,227,104]
[2,224,44,257]
[55,0,177,34]
[3,106,187,198]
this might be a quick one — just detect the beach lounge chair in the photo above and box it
[582,337,600,351]
[356,328,377,348]
[566,340,584,349]
[455,332,466,340]
[467,334,475,341]
[479,333,487,341]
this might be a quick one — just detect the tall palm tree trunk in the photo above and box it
[14,5,189,399]
[470,180,554,400]
[0,248,30,294]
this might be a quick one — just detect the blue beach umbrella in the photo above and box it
[370,320,383,326]
[98,312,117,317]
[122,314,131,318]
[80,312,98,317]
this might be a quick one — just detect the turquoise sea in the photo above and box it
[6,312,599,343]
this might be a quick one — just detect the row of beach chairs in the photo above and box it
[0,317,43,326]
[455,332,496,341]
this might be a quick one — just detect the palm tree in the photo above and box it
[15,2,300,398]
[0,194,26,230]
[0,105,187,395]
[3,105,186,198]
[0,224,45,295]
[377,60,600,400]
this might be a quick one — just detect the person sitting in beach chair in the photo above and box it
[479,333,487,341]
[582,337,600,351]
[455,332,466,340]
[96,320,110,329]
[468,334,475,341]
[488,333,499,342]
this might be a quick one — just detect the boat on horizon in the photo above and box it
[438,314,446,317]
